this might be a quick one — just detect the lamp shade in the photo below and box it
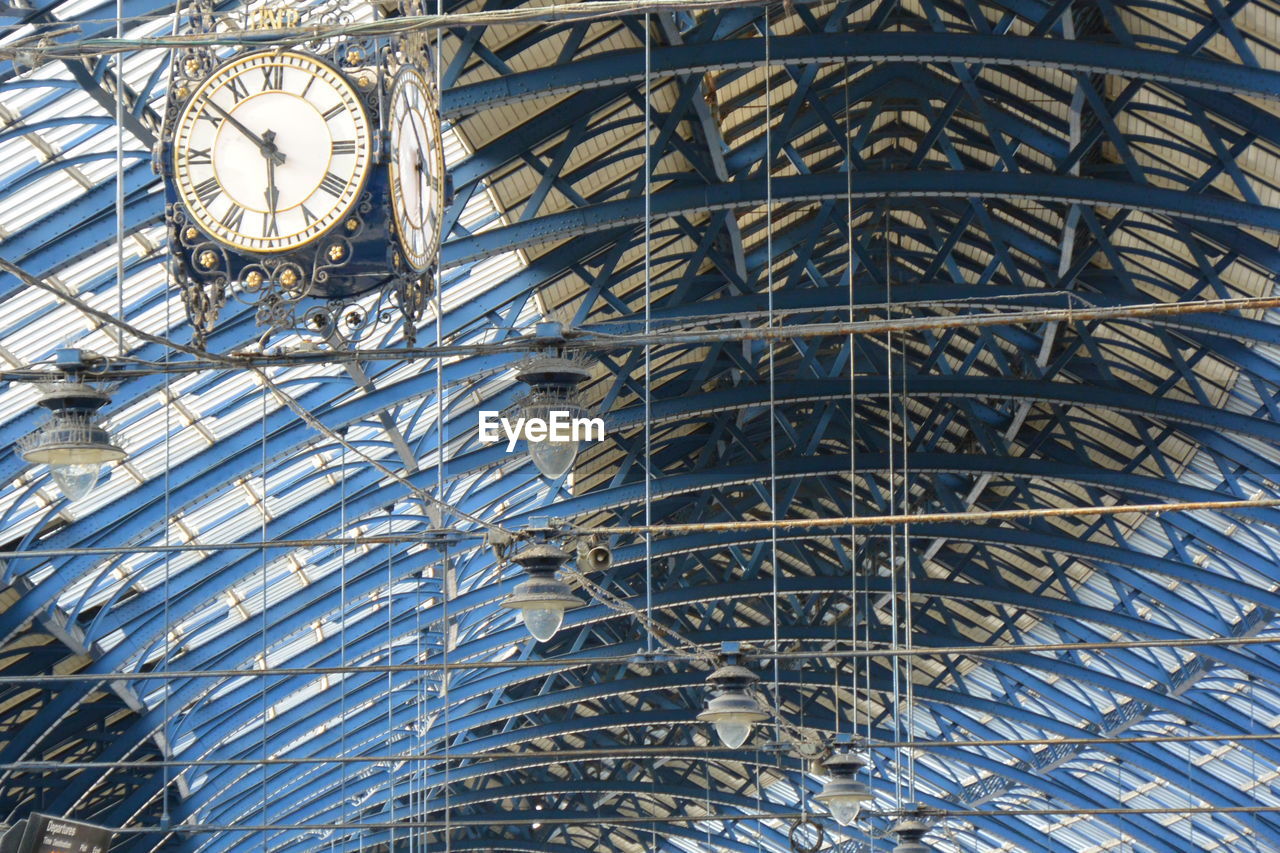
[17,377,124,502]
[500,541,581,642]
[521,397,584,480]
[815,750,873,826]
[697,664,769,747]
[891,817,932,852]
[51,463,104,502]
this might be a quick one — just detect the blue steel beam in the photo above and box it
[192,678,1114,853]
[0,162,160,296]
[582,376,1280,466]
[92,445,1259,783]
[262,752,1054,853]
[49,363,1259,737]
[135,637,1254,850]
[180,622,1232,852]
[64,473,1254,824]
[10,0,1280,845]
[101,563,1280,836]
[67,322,1280,686]
[19,529,461,809]
[443,33,1280,116]
[0,351,517,644]
[65,415,1280,763]
[325,824,831,853]
[441,172,1280,267]
[576,389,1274,840]
[453,58,1280,306]
[38,450,555,799]
[0,399,515,806]
[506,450,1280,530]
[235,624,1269,811]
[581,284,1280,347]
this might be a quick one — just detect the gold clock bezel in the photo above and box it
[387,65,446,273]
[171,49,373,255]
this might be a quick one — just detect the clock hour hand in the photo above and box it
[264,145,280,234]
[204,99,286,165]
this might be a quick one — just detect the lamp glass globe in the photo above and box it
[52,462,101,502]
[521,604,566,642]
[828,798,862,827]
[528,439,578,480]
[714,719,752,749]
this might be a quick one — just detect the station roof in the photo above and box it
[1,0,1280,851]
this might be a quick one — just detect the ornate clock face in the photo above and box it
[387,65,444,272]
[171,50,373,254]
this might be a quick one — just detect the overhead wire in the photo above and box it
[160,206,174,834]
[4,629,1279,683]
[6,3,1280,842]
[0,0,817,61]
[338,429,349,851]
[0,491,1274,559]
[0,257,517,538]
[3,259,1277,379]
[885,202,902,812]
[763,0,783,768]
[1186,734,1196,846]
[260,362,271,853]
[433,4,452,848]
[837,44,854,749]
[643,7,654,659]
[113,0,125,358]
[898,237,917,806]
[6,726,1280,768]
[1251,676,1260,851]
[560,561,718,667]
[56,802,1280,833]
[845,54,874,839]
[565,494,1280,534]
[385,505,396,853]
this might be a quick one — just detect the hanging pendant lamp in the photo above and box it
[815,748,873,826]
[513,355,592,480]
[16,350,125,501]
[891,815,933,852]
[697,653,769,748]
[500,539,581,642]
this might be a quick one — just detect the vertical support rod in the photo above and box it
[643,12,654,658]
[114,0,125,355]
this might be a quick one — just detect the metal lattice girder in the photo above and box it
[169,634,1237,852]
[77,373,1280,845]
[443,33,1280,115]
[443,173,1280,267]
[94,545,1280,835]
[0,350,515,633]
[5,0,1280,849]
[60,381,1280,708]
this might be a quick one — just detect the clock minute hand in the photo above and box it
[204,99,286,165]
[407,112,427,158]
[415,155,431,221]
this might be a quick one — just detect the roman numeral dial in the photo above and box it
[170,49,372,254]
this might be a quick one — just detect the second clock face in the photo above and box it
[171,50,373,254]
[387,66,444,272]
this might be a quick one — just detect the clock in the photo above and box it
[387,65,444,273]
[160,0,441,348]
[170,49,373,254]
